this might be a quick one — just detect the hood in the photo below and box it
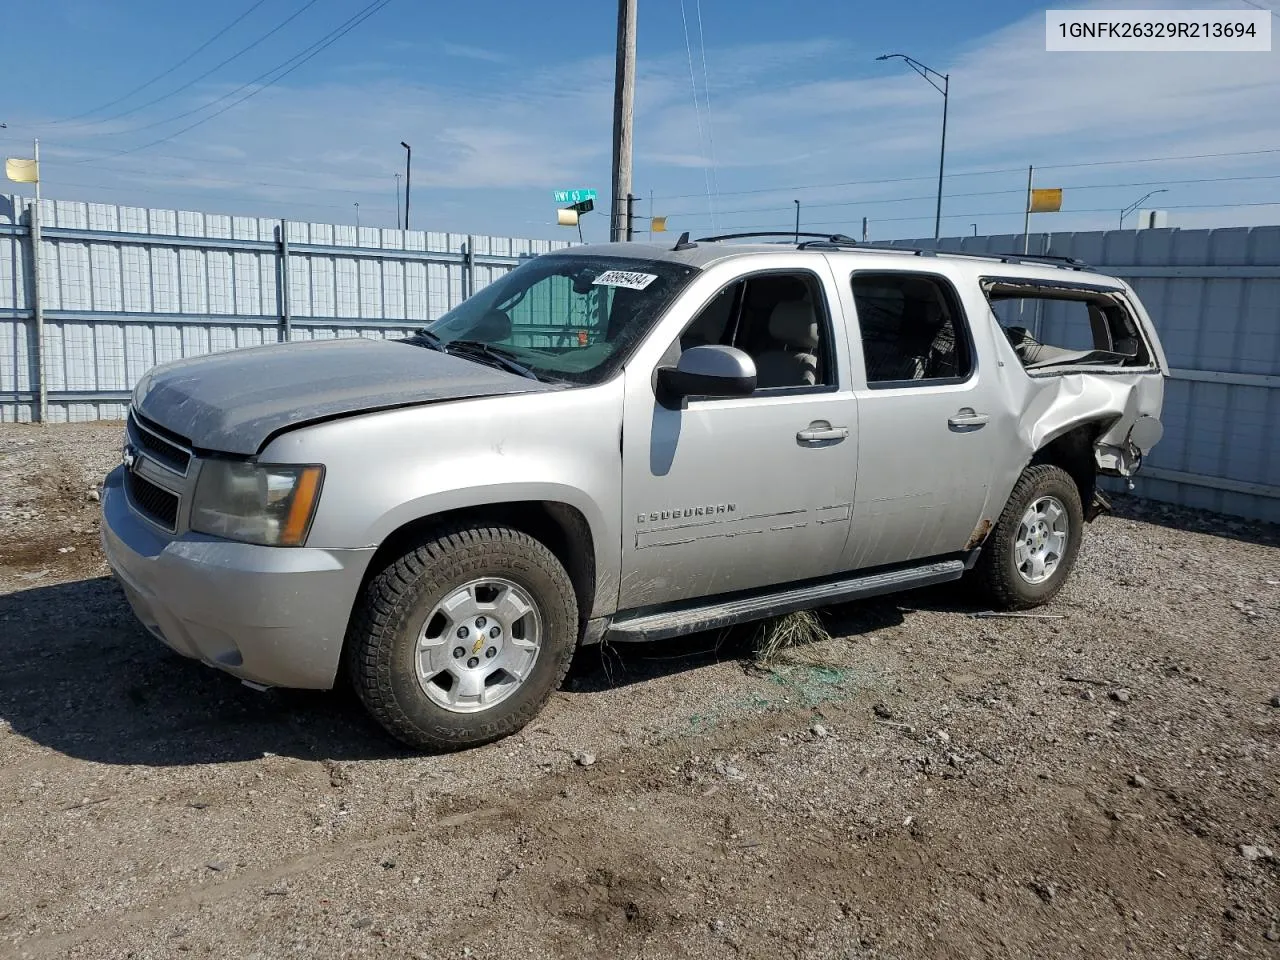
[131,337,554,455]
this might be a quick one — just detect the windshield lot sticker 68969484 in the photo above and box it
[592,270,659,291]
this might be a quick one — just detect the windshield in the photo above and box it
[420,254,698,384]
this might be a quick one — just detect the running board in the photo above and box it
[607,559,966,643]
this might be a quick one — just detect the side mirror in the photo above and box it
[656,345,756,404]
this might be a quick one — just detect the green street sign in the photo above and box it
[554,189,597,205]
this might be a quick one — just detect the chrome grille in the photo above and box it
[125,469,180,532]
[128,411,192,476]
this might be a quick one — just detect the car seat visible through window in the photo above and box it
[754,297,821,388]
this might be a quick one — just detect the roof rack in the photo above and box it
[855,243,1093,272]
[682,231,1094,272]
[695,230,859,244]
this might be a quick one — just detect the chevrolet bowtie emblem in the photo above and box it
[471,634,485,655]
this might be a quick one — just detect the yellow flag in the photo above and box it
[650,216,668,233]
[5,158,39,183]
[1028,188,1062,213]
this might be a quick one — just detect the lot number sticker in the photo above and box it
[592,270,658,290]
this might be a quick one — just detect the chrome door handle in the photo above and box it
[948,408,990,429]
[797,423,849,443]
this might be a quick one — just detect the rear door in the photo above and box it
[832,265,1009,570]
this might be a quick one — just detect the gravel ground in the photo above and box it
[1,421,1278,960]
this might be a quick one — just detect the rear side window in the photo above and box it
[850,272,974,386]
[983,281,1152,371]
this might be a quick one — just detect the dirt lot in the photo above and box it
[0,422,1278,960]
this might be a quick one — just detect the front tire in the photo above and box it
[346,524,578,751]
[976,464,1084,610]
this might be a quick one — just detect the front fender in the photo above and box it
[259,384,625,620]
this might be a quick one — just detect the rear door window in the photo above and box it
[849,272,974,387]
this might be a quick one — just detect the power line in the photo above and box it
[1237,0,1280,19]
[72,0,394,164]
[664,172,1280,219]
[651,146,1280,202]
[89,0,324,128]
[695,0,720,226]
[678,0,715,228]
[1038,146,1280,171]
[675,198,1280,232]
[49,0,272,124]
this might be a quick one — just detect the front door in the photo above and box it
[835,267,1008,570]
[618,260,859,610]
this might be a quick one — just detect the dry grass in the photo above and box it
[749,609,833,666]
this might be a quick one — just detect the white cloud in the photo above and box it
[25,1,1280,238]
[441,43,509,64]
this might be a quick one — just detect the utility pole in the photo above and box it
[400,141,412,230]
[609,0,637,243]
[1022,165,1034,255]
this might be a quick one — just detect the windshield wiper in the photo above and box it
[404,328,448,351]
[445,340,541,381]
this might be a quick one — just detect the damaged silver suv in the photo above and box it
[101,232,1167,750]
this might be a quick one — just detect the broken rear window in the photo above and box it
[981,280,1153,372]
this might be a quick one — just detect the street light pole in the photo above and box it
[876,53,949,240]
[794,199,800,242]
[354,202,360,230]
[400,141,412,230]
[1120,188,1168,229]
[394,173,401,230]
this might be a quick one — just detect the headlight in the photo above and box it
[190,461,324,547]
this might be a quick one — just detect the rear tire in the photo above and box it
[976,464,1084,610]
[346,524,578,751]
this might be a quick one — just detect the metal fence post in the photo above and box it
[465,235,476,299]
[28,200,48,423]
[276,219,292,342]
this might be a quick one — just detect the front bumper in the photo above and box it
[100,465,375,689]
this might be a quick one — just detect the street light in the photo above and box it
[877,52,949,240]
[794,199,800,242]
[354,202,360,230]
[394,173,402,230]
[400,141,412,230]
[1120,189,1168,229]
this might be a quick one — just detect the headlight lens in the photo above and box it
[190,461,324,547]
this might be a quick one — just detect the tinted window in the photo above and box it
[851,273,973,385]
[680,272,833,390]
[424,255,698,384]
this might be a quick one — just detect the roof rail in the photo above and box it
[695,230,859,244]
[856,243,1093,272]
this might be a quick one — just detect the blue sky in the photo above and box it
[1,0,1278,241]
